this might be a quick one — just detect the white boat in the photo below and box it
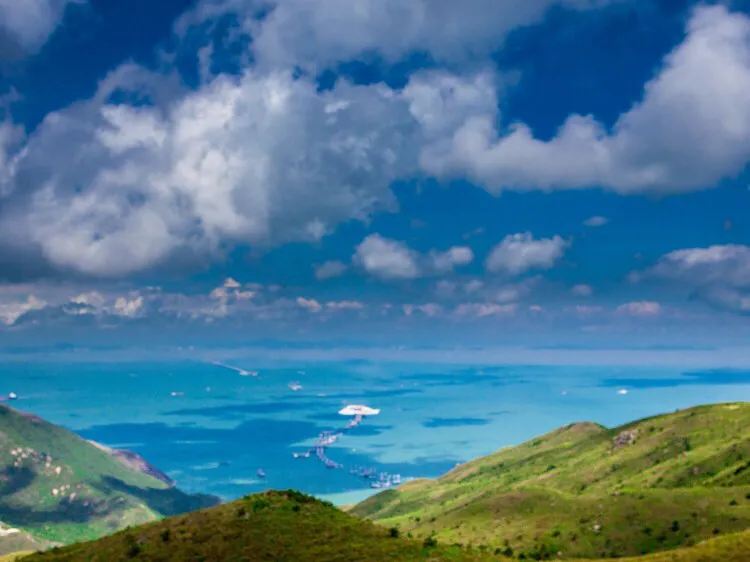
[7,392,17,400]
[288,382,303,391]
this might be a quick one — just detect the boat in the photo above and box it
[288,382,303,391]
[8,392,17,400]
[257,468,266,478]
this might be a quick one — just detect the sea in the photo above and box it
[2,347,750,506]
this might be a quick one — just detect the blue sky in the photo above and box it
[2,0,750,348]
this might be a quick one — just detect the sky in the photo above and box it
[2,0,750,349]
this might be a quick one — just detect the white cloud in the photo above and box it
[325,300,364,310]
[464,279,484,294]
[571,284,593,297]
[0,0,83,55]
[315,260,348,280]
[646,244,750,315]
[454,302,518,318]
[403,303,443,317]
[296,297,322,312]
[417,5,750,195]
[429,246,474,273]
[485,232,568,275]
[354,234,420,280]
[616,301,661,317]
[583,216,608,227]
[70,291,106,307]
[649,244,750,287]
[354,235,476,280]
[0,295,46,325]
[434,280,457,298]
[1,69,416,277]
[113,295,145,318]
[571,304,602,316]
[213,0,626,70]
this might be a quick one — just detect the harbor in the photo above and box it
[292,404,403,489]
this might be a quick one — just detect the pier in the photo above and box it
[293,405,402,489]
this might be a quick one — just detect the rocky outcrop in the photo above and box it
[88,440,174,486]
[613,429,638,450]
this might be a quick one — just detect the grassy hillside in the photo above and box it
[0,522,51,557]
[351,402,750,559]
[20,491,491,562]
[13,491,750,562]
[0,405,218,548]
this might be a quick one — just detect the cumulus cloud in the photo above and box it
[429,246,475,273]
[572,304,602,316]
[354,234,473,280]
[0,294,46,325]
[583,216,608,227]
[403,303,443,317]
[325,300,364,310]
[454,302,518,318]
[0,0,83,57]
[354,234,420,280]
[192,0,625,71]
[113,294,145,318]
[647,244,750,314]
[418,5,750,195]
[296,297,322,312]
[616,301,661,317]
[571,284,593,297]
[0,69,415,277]
[315,260,348,280]
[650,244,750,287]
[5,2,749,285]
[485,232,568,275]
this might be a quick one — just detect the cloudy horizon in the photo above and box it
[2,1,750,348]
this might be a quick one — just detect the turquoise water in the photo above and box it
[2,352,749,505]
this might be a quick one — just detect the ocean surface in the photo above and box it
[2,349,750,506]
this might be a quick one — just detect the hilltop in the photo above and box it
[351,402,750,559]
[20,491,489,562]
[0,404,219,552]
[13,491,750,562]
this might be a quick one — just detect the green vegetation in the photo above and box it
[351,402,750,559]
[0,405,218,551]
[12,491,750,562]
[8,402,750,561]
[21,491,490,561]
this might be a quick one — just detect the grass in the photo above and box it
[20,491,493,562]
[0,405,218,548]
[9,402,750,561]
[12,491,750,562]
[351,402,750,559]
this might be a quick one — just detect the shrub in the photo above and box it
[730,499,739,506]
[160,529,171,542]
[389,527,400,538]
[670,520,680,532]
[423,535,438,548]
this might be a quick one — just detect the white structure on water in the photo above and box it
[338,404,380,416]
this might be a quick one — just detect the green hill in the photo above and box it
[0,404,219,551]
[351,402,750,559]
[19,491,489,562]
[13,491,750,562]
